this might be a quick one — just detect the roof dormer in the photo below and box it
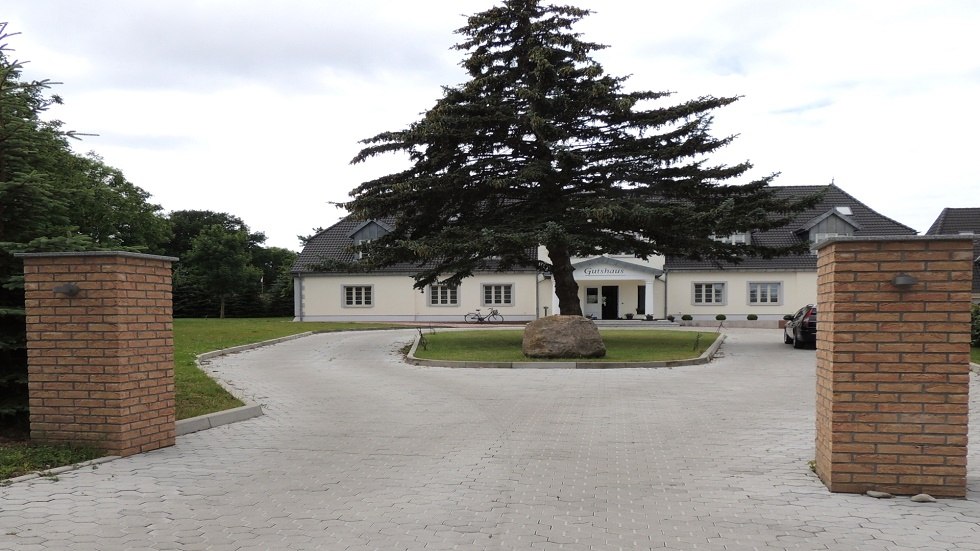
[796,208,862,245]
[348,220,393,243]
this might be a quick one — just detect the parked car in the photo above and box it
[783,304,817,349]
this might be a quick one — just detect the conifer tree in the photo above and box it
[345,0,815,316]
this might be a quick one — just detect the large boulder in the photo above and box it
[522,315,606,358]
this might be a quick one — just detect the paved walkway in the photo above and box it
[1,328,978,550]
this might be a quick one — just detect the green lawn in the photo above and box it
[0,443,103,481]
[414,329,717,362]
[972,346,979,364]
[174,318,405,419]
[2,318,406,480]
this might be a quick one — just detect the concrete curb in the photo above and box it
[2,333,314,485]
[407,330,726,369]
[195,332,315,361]
[2,455,120,486]
[176,404,265,436]
[179,335,323,433]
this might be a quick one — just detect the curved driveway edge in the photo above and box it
[1,456,121,486]
[173,333,319,436]
[407,329,726,368]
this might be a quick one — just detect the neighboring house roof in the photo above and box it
[666,184,918,271]
[925,207,980,236]
[292,215,538,274]
[924,207,980,294]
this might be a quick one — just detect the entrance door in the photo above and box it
[601,286,619,320]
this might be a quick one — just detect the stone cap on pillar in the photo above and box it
[14,250,179,262]
[814,235,974,251]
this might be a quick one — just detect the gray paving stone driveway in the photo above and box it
[1,328,978,550]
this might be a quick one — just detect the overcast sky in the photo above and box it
[5,1,979,250]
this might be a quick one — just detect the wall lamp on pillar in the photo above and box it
[891,273,917,290]
[52,283,81,297]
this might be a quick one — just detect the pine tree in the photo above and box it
[0,24,93,435]
[345,0,816,316]
[0,24,171,436]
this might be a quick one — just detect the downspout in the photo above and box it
[535,272,541,319]
[294,273,304,321]
[661,269,668,318]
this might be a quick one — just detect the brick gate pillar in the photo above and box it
[814,237,973,497]
[17,251,178,457]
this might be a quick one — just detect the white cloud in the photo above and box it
[5,0,980,248]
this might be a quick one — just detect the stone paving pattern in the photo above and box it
[1,328,977,550]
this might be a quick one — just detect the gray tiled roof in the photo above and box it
[925,208,980,235]
[292,216,538,274]
[925,207,980,293]
[665,184,918,271]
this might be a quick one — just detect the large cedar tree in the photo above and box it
[345,0,815,315]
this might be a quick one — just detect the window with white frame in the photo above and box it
[482,284,513,306]
[693,282,725,305]
[429,284,458,306]
[343,285,373,307]
[748,282,782,305]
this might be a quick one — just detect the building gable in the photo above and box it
[572,256,663,280]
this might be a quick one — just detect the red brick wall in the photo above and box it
[815,237,973,497]
[21,252,176,457]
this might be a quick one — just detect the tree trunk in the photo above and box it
[219,296,226,319]
[547,244,582,316]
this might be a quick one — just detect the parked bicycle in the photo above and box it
[463,307,504,323]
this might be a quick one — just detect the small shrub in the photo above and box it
[666,315,675,322]
[715,314,726,321]
[746,314,758,321]
[680,314,692,321]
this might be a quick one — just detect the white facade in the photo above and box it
[664,270,817,321]
[294,272,541,322]
[293,257,818,322]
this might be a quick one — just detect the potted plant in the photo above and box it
[625,312,634,320]
[645,314,654,321]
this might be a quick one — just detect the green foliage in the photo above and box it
[971,303,979,347]
[0,26,90,435]
[0,26,173,436]
[62,153,171,253]
[681,314,693,321]
[0,442,103,480]
[344,0,819,316]
[182,225,260,318]
[167,210,294,318]
[164,210,265,259]
[746,314,758,320]
[715,314,727,321]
